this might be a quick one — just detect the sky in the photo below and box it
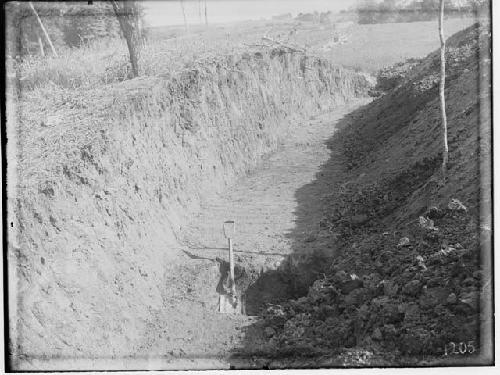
[143,0,358,27]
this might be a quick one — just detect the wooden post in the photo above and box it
[28,2,58,57]
[439,0,448,179]
[204,0,208,26]
[180,0,188,31]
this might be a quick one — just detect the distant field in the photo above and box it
[149,17,476,73]
[310,18,476,72]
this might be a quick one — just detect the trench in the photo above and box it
[172,98,372,365]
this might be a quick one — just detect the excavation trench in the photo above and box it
[172,98,372,361]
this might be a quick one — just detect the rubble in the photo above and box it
[448,198,467,211]
[419,216,438,231]
[397,237,410,248]
[260,206,482,358]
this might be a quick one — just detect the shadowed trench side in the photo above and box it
[230,22,491,368]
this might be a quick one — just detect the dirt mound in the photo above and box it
[254,22,491,365]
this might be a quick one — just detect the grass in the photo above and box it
[17,17,476,93]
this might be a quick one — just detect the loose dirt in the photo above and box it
[135,98,371,369]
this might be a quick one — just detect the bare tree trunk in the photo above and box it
[439,0,448,178]
[111,1,141,78]
[28,2,57,57]
[204,0,208,26]
[180,0,188,31]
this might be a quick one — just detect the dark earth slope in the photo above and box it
[235,22,492,368]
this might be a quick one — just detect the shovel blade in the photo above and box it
[219,294,244,314]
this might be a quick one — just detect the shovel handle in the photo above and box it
[223,220,235,239]
[228,237,236,296]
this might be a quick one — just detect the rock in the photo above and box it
[382,324,397,338]
[333,270,348,283]
[372,327,383,341]
[382,280,399,296]
[397,237,410,248]
[399,302,421,321]
[372,295,391,308]
[297,297,308,304]
[357,303,371,320]
[419,287,448,309]
[472,270,483,280]
[416,255,427,271]
[439,245,456,256]
[265,326,276,338]
[419,216,438,231]
[266,304,285,317]
[370,296,402,325]
[448,198,467,211]
[446,293,457,304]
[341,279,364,294]
[349,214,369,226]
[363,273,382,290]
[344,288,369,307]
[403,280,422,296]
[427,276,445,287]
[427,206,445,219]
[462,277,476,287]
[381,302,403,323]
[459,292,479,310]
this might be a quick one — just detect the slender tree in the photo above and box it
[28,2,58,56]
[180,0,188,31]
[438,0,448,178]
[204,0,208,25]
[111,1,142,77]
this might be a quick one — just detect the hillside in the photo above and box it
[238,22,492,367]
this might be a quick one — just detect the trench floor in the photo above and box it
[145,98,370,369]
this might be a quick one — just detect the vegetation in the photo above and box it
[8,1,145,58]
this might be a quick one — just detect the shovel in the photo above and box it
[219,220,244,314]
